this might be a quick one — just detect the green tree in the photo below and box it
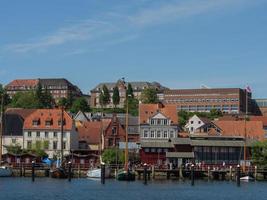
[70,97,90,113]
[102,148,124,165]
[141,88,158,104]
[35,82,43,106]
[10,91,39,109]
[252,140,267,168]
[58,97,68,108]
[0,85,11,107]
[41,87,54,108]
[126,83,134,98]
[112,86,120,108]
[4,144,23,154]
[127,97,139,116]
[99,84,110,108]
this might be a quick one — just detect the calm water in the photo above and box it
[0,178,266,200]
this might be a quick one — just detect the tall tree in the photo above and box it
[70,97,90,113]
[126,83,134,98]
[10,91,39,109]
[99,84,110,108]
[112,86,120,108]
[141,88,158,104]
[57,97,68,108]
[0,85,11,107]
[42,87,54,108]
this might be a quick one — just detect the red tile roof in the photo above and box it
[6,108,36,119]
[23,109,73,131]
[6,79,38,87]
[213,120,264,140]
[77,119,111,144]
[250,116,267,127]
[139,103,178,124]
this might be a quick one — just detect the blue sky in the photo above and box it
[0,0,267,98]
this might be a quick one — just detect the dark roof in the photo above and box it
[2,114,24,136]
[39,78,72,86]
[164,88,243,95]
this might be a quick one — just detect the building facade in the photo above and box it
[23,109,79,158]
[252,99,267,117]
[90,79,167,108]
[163,88,251,114]
[5,78,82,101]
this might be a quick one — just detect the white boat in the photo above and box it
[87,166,110,179]
[240,175,255,181]
[0,166,12,177]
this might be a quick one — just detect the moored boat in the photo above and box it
[116,170,135,181]
[50,167,68,179]
[87,166,111,179]
[0,166,12,177]
[240,175,255,181]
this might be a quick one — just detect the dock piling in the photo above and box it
[68,161,72,182]
[236,165,240,187]
[101,164,105,185]
[31,160,35,182]
[254,166,257,180]
[143,164,148,185]
[191,164,195,186]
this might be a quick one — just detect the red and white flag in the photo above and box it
[245,85,252,93]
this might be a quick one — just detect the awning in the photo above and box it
[141,141,174,148]
[166,152,195,158]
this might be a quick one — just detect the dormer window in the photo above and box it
[32,118,40,126]
[112,127,117,135]
[58,119,66,126]
[45,118,53,126]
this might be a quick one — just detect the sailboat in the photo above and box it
[116,94,135,181]
[0,91,12,177]
[240,87,254,182]
[50,107,68,179]
[87,113,111,179]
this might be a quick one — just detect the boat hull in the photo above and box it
[116,170,135,181]
[50,168,68,179]
[87,167,111,179]
[0,167,12,177]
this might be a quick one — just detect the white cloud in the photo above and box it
[3,0,254,54]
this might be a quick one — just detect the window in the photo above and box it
[53,141,58,150]
[190,127,194,132]
[36,132,40,137]
[45,132,49,138]
[63,132,67,138]
[151,148,156,153]
[157,131,161,138]
[144,148,149,153]
[32,120,39,126]
[36,141,41,149]
[170,131,174,138]
[27,141,32,149]
[191,121,194,124]
[163,131,168,138]
[45,120,52,126]
[144,130,148,138]
[63,142,67,150]
[198,121,201,124]
[112,127,117,135]
[53,132,57,138]
[150,131,155,138]
[108,138,113,146]
[28,132,32,137]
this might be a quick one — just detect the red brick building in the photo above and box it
[163,88,251,114]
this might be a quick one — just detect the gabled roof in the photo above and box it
[213,120,264,140]
[23,109,73,131]
[6,79,38,88]
[77,119,111,144]
[139,103,178,124]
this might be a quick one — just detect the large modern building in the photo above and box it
[162,88,251,114]
[5,78,82,101]
[90,79,167,108]
[252,99,267,116]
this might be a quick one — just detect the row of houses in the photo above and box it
[1,102,267,167]
[3,78,267,116]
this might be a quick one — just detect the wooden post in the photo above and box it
[229,166,232,181]
[254,166,257,181]
[20,164,23,177]
[179,166,183,180]
[31,160,35,182]
[152,165,155,179]
[237,165,241,187]
[101,164,105,185]
[191,164,195,186]
[208,166,210,180]
[78,164,81,178]
[68,161,72,182]
[143,164,148,185]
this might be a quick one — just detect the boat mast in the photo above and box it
[60,106,64,165]
[243,89,248,172]
[124,94,129,171]
[0,93,4,164]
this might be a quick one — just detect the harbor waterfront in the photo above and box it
[0,178,267,200]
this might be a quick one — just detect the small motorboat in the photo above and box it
[87,166,111,179]
[240,175,255,181]
[116,170,135,181]
[0,166,12,177]
[50,167,68,179]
